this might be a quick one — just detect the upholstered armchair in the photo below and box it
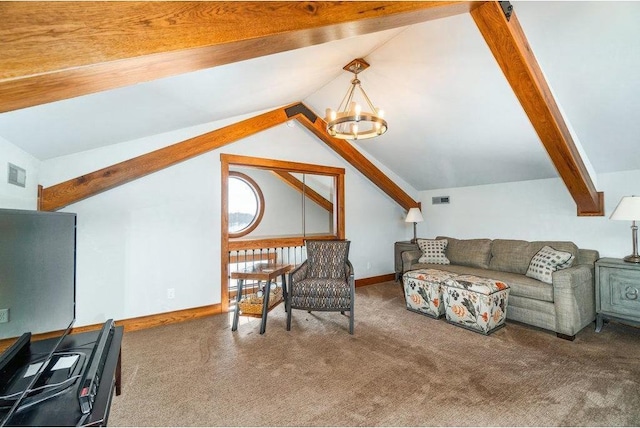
[286,240,355,334]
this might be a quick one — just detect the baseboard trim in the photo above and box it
[0,304,223,347]
[1,275,393,350]
[355,273,395,287]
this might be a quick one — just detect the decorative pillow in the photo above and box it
[417,239,450,265]
[525,245,575,284]
[306,240,350,279]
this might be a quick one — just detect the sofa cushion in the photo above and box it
[409,263,555,302]
[417,239,450,265]
[489,239,579,275]
[525,245,575,284]
[436,237,492,269]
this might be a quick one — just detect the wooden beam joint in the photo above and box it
[499,1,513,21]
[285,103,317,123]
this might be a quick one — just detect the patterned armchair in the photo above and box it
[287,240,355,334]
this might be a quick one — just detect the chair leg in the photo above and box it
[286,303,292,331]
[349,307,354,335]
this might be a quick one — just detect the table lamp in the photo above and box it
[610,195,640,263]
[405,207,424,244]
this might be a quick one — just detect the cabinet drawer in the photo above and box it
[598,268,640,320]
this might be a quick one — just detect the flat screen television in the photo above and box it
[0,208,77,424]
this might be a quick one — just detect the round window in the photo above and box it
[228,171,264,238]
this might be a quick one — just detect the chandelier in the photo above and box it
[325,58,388,140]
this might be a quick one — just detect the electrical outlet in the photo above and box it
[167,288,175,299]
[0,308,9,323]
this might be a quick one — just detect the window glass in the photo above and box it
[228,172,264,237]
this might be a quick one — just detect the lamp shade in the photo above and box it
[405,207,424,223]
[610,196,640,220]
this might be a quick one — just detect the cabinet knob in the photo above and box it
[625,286,638,300]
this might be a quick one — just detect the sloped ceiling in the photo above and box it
[0,1,638,192]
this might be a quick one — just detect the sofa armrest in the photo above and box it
[552,265,596,336]
[401,250,422,274]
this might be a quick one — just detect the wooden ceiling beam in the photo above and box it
[292,104,420,212]
[271,170,334,213]
[0,1,478,113]
[471,2,604,216]
[39,104,293,211]
[40,102,419,213]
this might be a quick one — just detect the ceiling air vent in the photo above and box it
[432,196,450,205]
[7,163,26,188]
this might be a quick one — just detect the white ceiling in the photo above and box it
[0,1,638,192]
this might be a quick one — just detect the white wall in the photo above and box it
[417,169,640,259]
[0,137,40,210]
[41,114,418,327]
[9,109,637,328]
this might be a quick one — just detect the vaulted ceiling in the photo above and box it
[1,1,638,214]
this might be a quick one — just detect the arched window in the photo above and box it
[228,171,264,238]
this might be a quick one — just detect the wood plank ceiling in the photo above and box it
[0,1,604,216]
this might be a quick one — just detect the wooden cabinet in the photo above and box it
[394,241,418,281]
[595,257,640,332]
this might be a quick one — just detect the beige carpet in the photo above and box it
[109,281,640,426]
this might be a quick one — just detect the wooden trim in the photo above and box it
[355,273,395,287]
[222,153,345,176]
[0,274,393,352]
[222,153,347,311]
[221,155,231,313]
[336,173,346,240]
[271,170,334,213]
[228,235,338,252]
[0,304,221,353]
[37,184,43,211]
[294,104,420,212]
[39,104,293,211]
[471,2,604,216]
[227,171,266,238]
[0,2,477,113]
[113,304,221,332]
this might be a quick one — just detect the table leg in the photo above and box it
[232,279,244,331]
[595,313,604,333]
[281,273,288,313]
[260,279,272,334]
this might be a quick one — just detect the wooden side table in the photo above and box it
[394,241,418,281]
[231,263,292,334]
[595,257,640,332]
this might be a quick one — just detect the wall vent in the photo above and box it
[7,163,26,188]
[432,196,450,204]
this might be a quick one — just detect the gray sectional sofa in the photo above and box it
[401,237,599,340]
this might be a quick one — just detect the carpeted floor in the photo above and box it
[109,281,640,426]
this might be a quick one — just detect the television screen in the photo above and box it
[0,209,76,345]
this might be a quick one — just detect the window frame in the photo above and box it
[227,171,265,238]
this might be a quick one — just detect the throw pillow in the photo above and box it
[525,245,575,284]
[417,239,450,265]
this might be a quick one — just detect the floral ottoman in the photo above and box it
[443,274,510,335]
[403,269,459,318]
